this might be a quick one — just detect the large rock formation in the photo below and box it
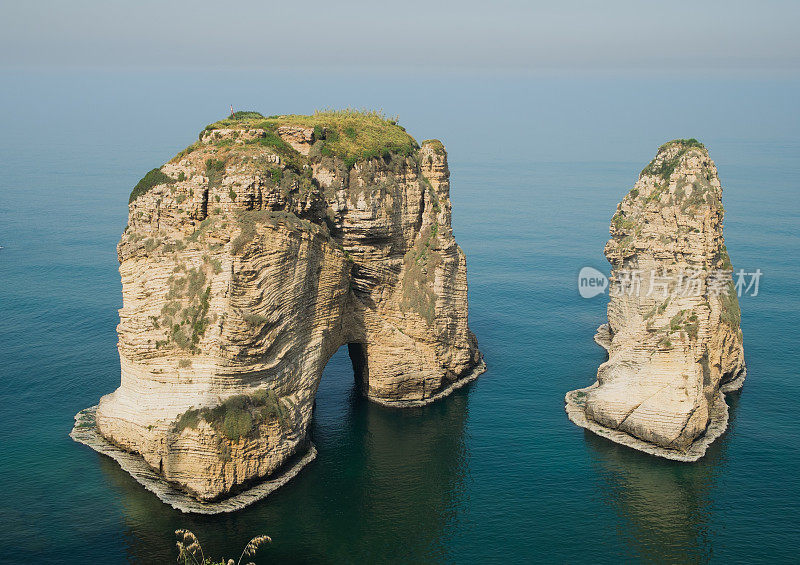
[78,111,483,505]
[566,139,745,461]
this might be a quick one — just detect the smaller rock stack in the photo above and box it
[566,139,746,461]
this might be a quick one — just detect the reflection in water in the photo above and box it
[351,394,471,563]
[97,455,180,562]
[98,347,472,564]
[585,394,739,563]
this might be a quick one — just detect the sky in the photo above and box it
[1,0,798,73]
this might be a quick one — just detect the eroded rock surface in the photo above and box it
[566,140,745,460]
[86,111,483,502]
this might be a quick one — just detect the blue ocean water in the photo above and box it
[0,71,798,563]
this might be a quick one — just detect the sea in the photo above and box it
[0,70,798,563]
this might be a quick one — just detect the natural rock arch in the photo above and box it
[79,111,484,505]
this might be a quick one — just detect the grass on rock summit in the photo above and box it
[131,109,423,204]
[203,108,418,168]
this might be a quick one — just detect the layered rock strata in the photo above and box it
[566,139,745,461]
[75,111,483,506]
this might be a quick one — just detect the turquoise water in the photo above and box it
[1,71,798,563]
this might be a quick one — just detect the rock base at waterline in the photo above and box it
[564,367,745,462]
[70,406,316,515]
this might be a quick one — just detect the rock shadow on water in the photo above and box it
[584,391,741,563]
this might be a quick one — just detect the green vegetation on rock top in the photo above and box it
[203,108,418,166]
[421,139,446,154]
[658,138,705,152]
[229,110,265,120]
[131,109,422,206]
[641,138,707,181]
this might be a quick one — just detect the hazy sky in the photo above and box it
[1,0,798,73]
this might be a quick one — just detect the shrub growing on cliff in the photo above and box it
[700,352,712,386]
[679,181,716,212]
[206,159,225,173]
[720,281,741,327]
[719,245,733,270]
[611,211,635,232]
[242,311,268,326]
[171,142,200,163]
[171,324,191,349]
[189,287,212,347]
[401,224,441,326]
[160,266,212,351]
[176,408,199,431]
[205,158,226,190]
[221,404,253,442]
[173,388,288,442]
[669,311,685,332]
[230,110,265,120]
[130,168,175,203]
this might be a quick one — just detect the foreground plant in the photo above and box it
[176,529,271,565]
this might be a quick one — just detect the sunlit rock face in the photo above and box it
[93,112,483,501]
[567,140,745,460]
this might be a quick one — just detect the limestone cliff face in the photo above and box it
[93,112,482,501]
[566,140,745,459]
